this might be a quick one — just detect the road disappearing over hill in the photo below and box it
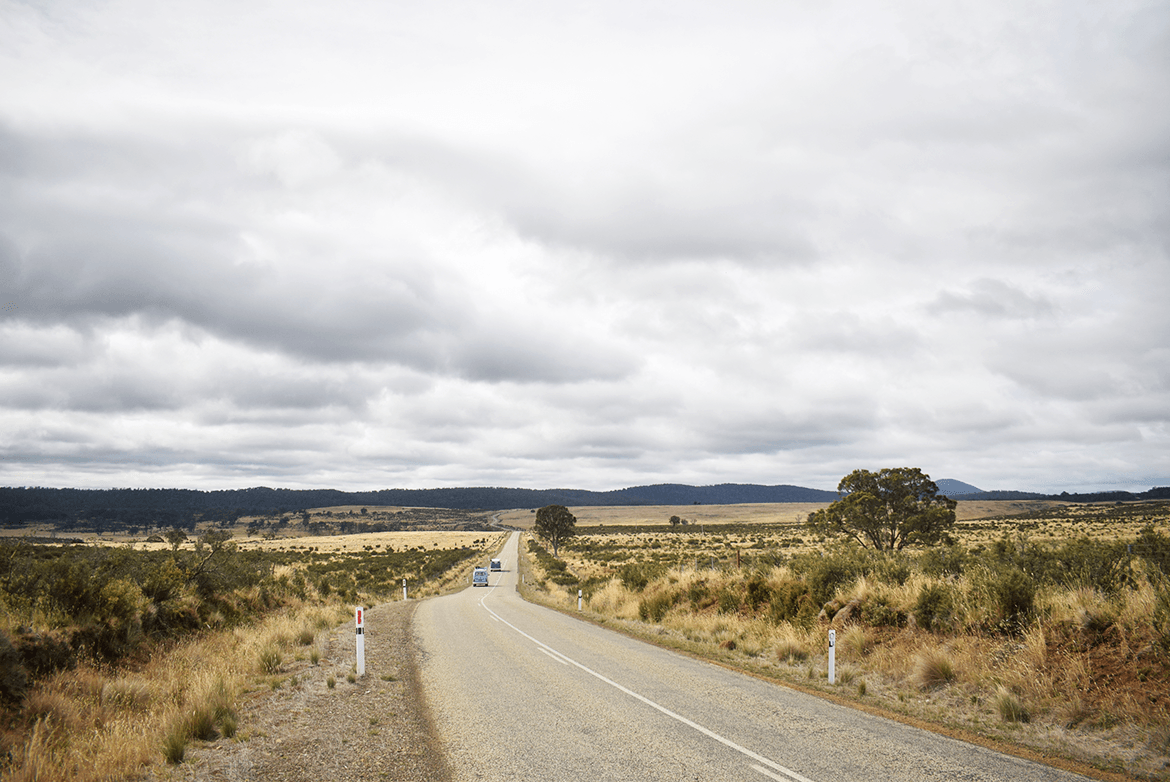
[414,532,1092,781]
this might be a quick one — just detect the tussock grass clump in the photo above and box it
[162,724,188,765]
[835,666,857,685]
[258,646,282,675]
[776,637,809,664]
[839,625,872,659]
[101,677,153,712]
[187,704,219,741]
[912,647,956,690]
[994,686,1031,723]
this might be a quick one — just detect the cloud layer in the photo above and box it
[2,0,1168,493]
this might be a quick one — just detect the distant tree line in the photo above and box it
[2,484,1166,534]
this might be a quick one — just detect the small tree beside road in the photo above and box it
[534,505,577,557]
[807,467,957,551]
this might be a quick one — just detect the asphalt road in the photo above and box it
[414,531,1092,782]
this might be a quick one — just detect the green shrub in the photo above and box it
[992,568,1035,631]
[717,586,741,615]
[1155,581,1170,656]
[914,583,956,633]
[793,546,874,606]
[768,579,815,627]
[0,631,28,705]
[686,579,710,606]
[976,566,1035,632]
[919,545,968,578]
[1051,537,1133,593]
[619,562,657,592]
[1136,526,1170,577]
[745,577,772,611]
[638,591,675,623]
[15,630,75,677]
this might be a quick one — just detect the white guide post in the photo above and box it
[578,589,583,612]
[355,606,365,677]
[403,577,408,600]
[828,629,836,684]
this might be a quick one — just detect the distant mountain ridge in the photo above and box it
[934,479,983,495]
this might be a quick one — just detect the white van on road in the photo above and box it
[490,559,502,571]
[472,567,489,587]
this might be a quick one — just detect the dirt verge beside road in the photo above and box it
[142,600,451,782]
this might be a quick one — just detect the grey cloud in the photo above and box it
[1,126,636,385]
[927,279,1056,320]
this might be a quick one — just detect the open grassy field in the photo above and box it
[498,499,1069,529]
[519,499,1170,781]
[0,520,507,781]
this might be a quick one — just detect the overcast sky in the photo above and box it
[2,0,1168,494]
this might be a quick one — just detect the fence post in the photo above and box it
[578,589,582,612]
[402,578,407,600]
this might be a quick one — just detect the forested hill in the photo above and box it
[0,484,837,530]
[3,484,1166,533]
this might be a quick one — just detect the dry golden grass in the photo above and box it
[497,499,1070,532]
[0,599,351,782]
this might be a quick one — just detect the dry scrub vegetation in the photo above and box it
[520,500,1170,781]
[0,529,506,781]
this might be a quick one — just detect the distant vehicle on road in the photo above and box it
[472,567,489,587]
[490,559,502,571]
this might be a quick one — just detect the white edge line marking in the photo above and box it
[538,647,570,665]
[478,596,816,782]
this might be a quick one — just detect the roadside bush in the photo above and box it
[1154,581,1170,656]
[859,594,905,627]
[619,562,664,592]
[1135,526,1170,578]
[795,551,862,607]
[12,629,73,680]
[978,567,1036,633]
[768,579,816,627]
[745,577,772,612]
[914,583,956,633]
[1051,537,1133,593]
[0,631,28,705]
[918,545,968,579]
[686,579,711,607]
[638,591,676,623]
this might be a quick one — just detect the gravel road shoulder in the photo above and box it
[142,600,451,782]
